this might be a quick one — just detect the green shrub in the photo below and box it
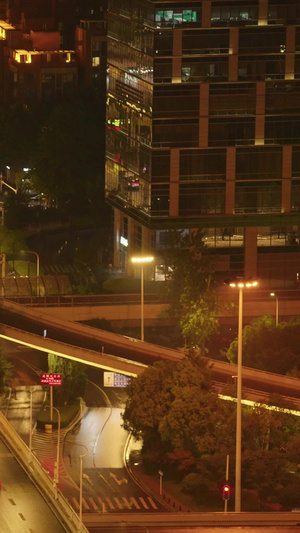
[36,400,80,429]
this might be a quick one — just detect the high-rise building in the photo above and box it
[105,0,300,286]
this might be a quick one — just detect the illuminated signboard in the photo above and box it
[103,372,131,388]
[127,178,140,191]
[120,236,128,247]
[40,373,62,386]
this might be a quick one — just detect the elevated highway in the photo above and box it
[1,299,300,403]
[84,510,300,529]
[6,288,300,325]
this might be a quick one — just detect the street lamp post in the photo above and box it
[158,470,163,496]
[21,250,40,296]
[79,446,88,523]
[270,292,279,325]
[228,278,258,512]
[131,256,154,342]
[28,386,36,453]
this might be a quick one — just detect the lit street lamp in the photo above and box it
[131,256,154,341]
[20,249,40,296]
[227,278,258,512]
[79,446,88,523]
[28,386,36,453]
[270,292,279,325]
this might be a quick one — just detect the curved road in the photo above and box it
[1,299,300,404]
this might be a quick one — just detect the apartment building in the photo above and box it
[105,0,300,286]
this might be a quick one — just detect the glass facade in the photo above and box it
[106,0,300,283]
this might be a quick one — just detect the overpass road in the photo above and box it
[1,299,300,405]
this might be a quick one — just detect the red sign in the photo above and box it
[40,373,62,386]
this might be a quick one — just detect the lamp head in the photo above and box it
[131,256,154,264]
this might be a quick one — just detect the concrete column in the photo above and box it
[126,216,136,272]
[286,25,295,53]
[228,55,238,82]
[226,147,236,214]
[285,54,295,81]
[228,28,239,81]
[229,27,239,55]
[255,81,265,145]
[201,1,211,28]
[113,208,121,267]
[172,29,182,83]
[199,82,209,117]
[199,83,209,147]
[282,145,292,213]
[244,227,258,278]
[258,0,268,26]
[169,148,180,217]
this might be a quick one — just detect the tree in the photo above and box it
[29,95,104,211]
[123,354,235,472]
[242,449,287,509]
[47,354,87,403]
[0,347,13,394]
[4,190,31,229]
[159,230,221,348]
[226,315,300,374]
[124,349,300,506]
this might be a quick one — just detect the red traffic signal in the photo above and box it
[222,484,230,500]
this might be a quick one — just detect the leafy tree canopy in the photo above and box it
[159,230,221,348]
[48,354,87,404]
[123,354,235,469]
[0,346,13,394]
[123,350,300,506]
[226,315,300,374]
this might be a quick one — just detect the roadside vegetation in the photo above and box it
[36,354,87,429]
[0,346,14,395]
[124,351,300,511]
[226,314,300,375]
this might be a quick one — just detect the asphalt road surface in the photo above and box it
[0,438,66,533]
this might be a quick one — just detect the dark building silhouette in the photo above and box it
[105,0,300,286]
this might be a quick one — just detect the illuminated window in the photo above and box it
[92,57,100,67]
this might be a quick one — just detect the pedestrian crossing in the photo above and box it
[32,429,159,513]
[32,428,71,483]
[69,494,158,513]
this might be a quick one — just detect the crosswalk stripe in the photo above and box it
[114,497,123,509]
[122,497,131,509]
[97,497,105,510]
[71,497,79,510]
[82,497,90,510]
[139,497,149,509]
[105,497,115,510]
[148,497,158,509]
[70,494,159,513]
[89,497,98,510]
[130,497,140,510]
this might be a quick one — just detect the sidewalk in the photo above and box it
[131,463,191,512]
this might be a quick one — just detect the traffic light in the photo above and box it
[222,484,230,501]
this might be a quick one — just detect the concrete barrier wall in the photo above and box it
[2,299,300,398]
[33,300,300,325]
[0,410,88,533]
